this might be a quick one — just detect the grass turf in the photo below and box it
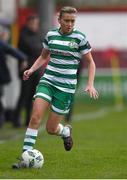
[0,101,127,179]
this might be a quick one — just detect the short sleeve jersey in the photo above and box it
[40,28,91,94]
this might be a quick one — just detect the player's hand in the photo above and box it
[23,69,33,81]
[84,85,99,99]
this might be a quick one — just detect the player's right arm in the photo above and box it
[23,48,50,81]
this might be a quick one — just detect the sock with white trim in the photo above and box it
[23,128,38,152]
[57,123,70,138]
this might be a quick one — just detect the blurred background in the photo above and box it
[0,0,127,128]
[1,1,127,178]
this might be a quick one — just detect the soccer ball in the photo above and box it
[20,149,44,168]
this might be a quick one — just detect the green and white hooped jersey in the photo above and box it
[40,28,92,94]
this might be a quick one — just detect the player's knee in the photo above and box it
[46,125,57,135]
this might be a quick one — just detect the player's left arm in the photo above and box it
[83,51,99,99]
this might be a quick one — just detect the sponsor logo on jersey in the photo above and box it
[68,40,78,49]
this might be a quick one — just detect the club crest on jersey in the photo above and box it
[68,40,78,49]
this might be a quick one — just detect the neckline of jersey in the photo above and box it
[58,28,74,36]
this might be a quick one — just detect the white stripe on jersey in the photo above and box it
[50,58,79,65]
[43,43,49,49]
[47,30,60,37]
[46,65,77,75]
[42,74,77,85]
[80,48,92,55]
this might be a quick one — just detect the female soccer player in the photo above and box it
[12,6,98,168]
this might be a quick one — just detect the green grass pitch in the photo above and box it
[0,100,127,179]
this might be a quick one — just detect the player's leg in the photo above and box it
[22,82,53,151]
[12,97,50,169]
[46,88,73,151]
[46,111,63,134]
[12,83,53,169]
[46,111,73,151]
[23,98,50,152]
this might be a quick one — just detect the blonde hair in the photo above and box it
[59,6,77,18]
